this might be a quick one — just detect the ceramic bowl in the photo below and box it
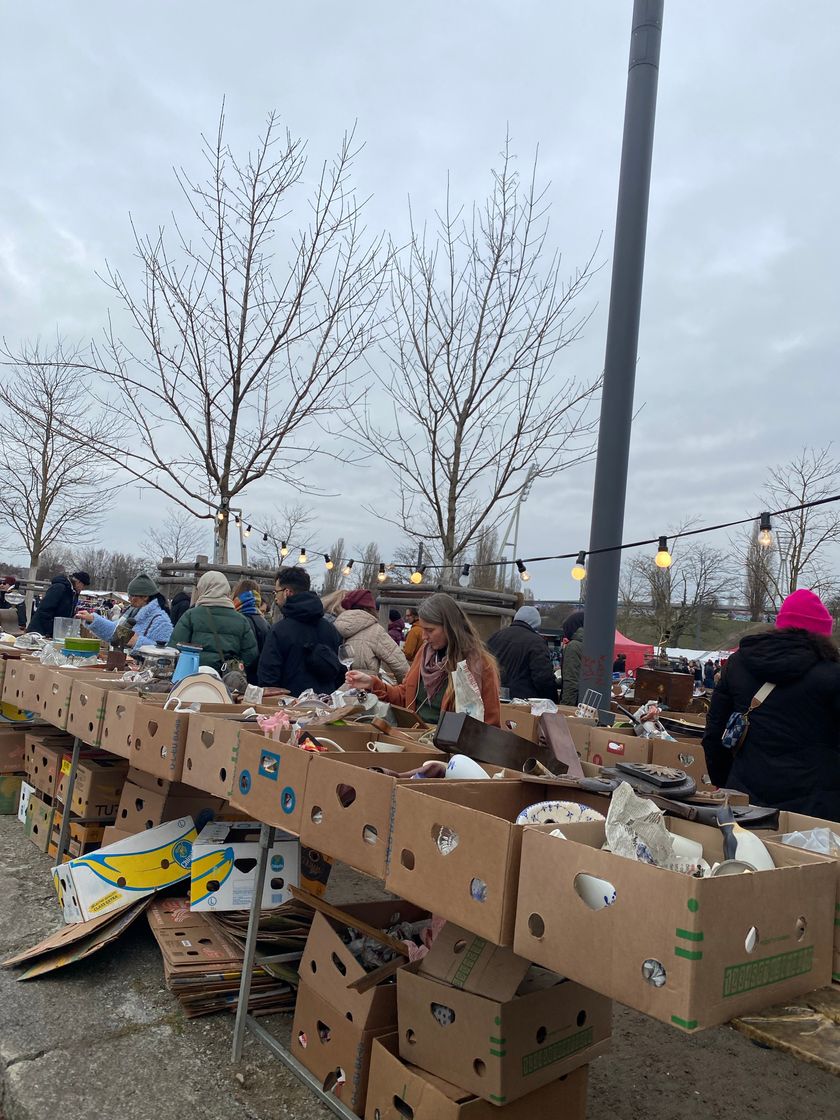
[445,754,489,779]
[515,800,606,826]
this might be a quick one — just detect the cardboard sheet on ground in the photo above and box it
[732,986,840,1077]
[3,899,149,978]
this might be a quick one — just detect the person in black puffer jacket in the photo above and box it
[487,606,558,701]
[258,567,344,695]
[703,589,840,820]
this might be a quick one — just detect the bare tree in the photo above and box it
[350,138,600,576]
[741,526,773,622]
[761,446,840,607]
[37,109,385,561]
[320,537,346,596]
[0,342,114,613]
[469,527,509,592]
[141,510,208,564]
[354,542,382,591]
[252,502,315,568]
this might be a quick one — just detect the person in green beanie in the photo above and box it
[77,573,173,649]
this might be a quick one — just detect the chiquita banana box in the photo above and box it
[189,821,300,912]
[52,816,196,923]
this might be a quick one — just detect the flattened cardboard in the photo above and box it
[301,900,428,1030]
[513,820,837,1031]
[189,820,300,912]
[586,727,651,767]
[385,781,611,945]
[0,727,26,773]
[56,756,128,820]
[116,780,224,833]
[0,773,23,814]
[301,752,484,878]
[3,898,150,976]
[365,1035,588,1120]
[52,815,197,923]
[228,729,314,835]
[397,963,610,1104]
[292,979,392,1117]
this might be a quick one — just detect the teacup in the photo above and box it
[366,741,405,753]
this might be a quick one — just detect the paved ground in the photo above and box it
[1,816,837,1119]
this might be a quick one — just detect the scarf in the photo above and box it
[419,642,450,700]
[194,571,235,609]
[235,590,260,617]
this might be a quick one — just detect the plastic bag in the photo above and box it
[780,827,840,855]
[452,660,484,721]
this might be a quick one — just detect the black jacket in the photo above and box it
[170,592,191,626]
[243,611,270,684]
[487,621,558,702]
[28,575,75,637]
[257,591,344,694]
[703,628,840,820]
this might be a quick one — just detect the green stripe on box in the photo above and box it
[489,1036,505,1045]
[490,1095,507,1104]
[671,1015,699,1030]
[521,1027,593,1076]
[723,946,814,997]
[490,1049,506,1057]
[675,947,703,961]
[675,928,704,942]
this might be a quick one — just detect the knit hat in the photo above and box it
[775,589,833,636]
[342,589,377,613]
[127,573,159,597]
[514,605,542,630]
[71,571,91,586]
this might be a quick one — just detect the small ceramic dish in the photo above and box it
[515,800,606,826]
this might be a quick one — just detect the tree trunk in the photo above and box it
[25,558,38,628]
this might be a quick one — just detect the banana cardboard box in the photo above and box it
[189,820,300,912]
[52,816,197,923]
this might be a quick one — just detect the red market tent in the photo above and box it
[614,629,654,672]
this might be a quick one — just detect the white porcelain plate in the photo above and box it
[516,800,606,826]
[168,674,232,705]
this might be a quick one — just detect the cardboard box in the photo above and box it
[49,811,106,861]
[189,820,300,911]
[102,825,134,846]
[301,901,429,1030]
[229,730,316,835]
[585,727,651,767]
[499,705,541,743]
[116,780,224,833]
[66,675,131,747]
[26,739,69,799]
[0,773,24,814]
[52,815,197,923]
[386,781,611,945]
[292,979,392,1116]
[365,1035,588,1120]
[182,708,277,799]
[17,779,35,823]
[301,753,499,879]
[649,739,712,787]
[0,726,26,773]
[24,793,55,852]
[2,658,40,708]
[101,690,155,760]
[128,700,191,782]
[397,924,609,1105]
[513,819,837,1031]
[39,667,105,729]
[56,756,128,820]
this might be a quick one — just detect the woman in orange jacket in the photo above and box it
[345,592,501,727]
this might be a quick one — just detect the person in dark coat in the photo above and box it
[702,660,716,689]
[170,590,192,627]
[487,606,558,702]
[388,609,405,644]
[27,570,90,637]
[258,567,344,694]
[232,579,271,684]
[703,589,840,820]
[560,610,585,706]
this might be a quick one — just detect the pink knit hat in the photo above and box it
[775,589,833,636]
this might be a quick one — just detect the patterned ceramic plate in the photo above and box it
[515,800,606,826]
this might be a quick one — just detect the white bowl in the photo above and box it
[445,754,489,779]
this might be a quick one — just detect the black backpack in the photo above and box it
[303,640,345,688]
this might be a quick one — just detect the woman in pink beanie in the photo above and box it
[703,588,840,819]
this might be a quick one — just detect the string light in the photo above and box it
[571,551,587,581]
[342,559,354,576]
[280,541,289,557]
[377,563,387,583]
[409,566,426,585]
[262,532,269,543]
[758,512,773,549]
[461,563,471,578]
[516,559,530,582]
[216,510,225,522]
[655,536,673,569]
[234,515,240,525]
[244,524,252,537]
[298,548,308,564]
[324,554,334,570]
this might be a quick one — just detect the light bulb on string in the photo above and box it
[571,551,587,581]
[655,536,672,569]
[409,566,426,585]
[377,563,387,583]
[262,532,269,543]
[342,559,354,576]
[758,512,773,549]
[324,554,334,571]
[298,548,308,565]
[217,509,225,522]
[461,563,471,578]
[280,541,289,557]
[244,524,252,538]
[516,559,530,582]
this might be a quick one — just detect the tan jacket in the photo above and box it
[335,610,409,682]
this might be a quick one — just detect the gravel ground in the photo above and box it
[0,817,837,1119]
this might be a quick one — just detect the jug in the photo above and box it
[172,643,203,684]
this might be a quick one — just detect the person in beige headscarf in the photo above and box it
[169,570,258,673]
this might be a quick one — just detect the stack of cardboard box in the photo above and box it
[0,724,27,815]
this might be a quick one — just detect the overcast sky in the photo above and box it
[2,1,838,597]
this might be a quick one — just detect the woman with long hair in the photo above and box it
[345,592,500,726]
